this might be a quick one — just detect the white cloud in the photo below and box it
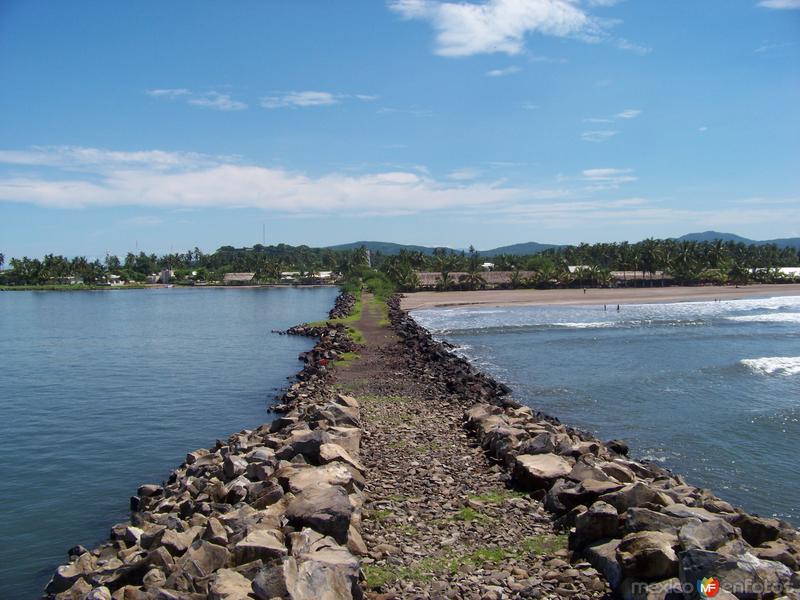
[261,91,338,108]
[486,65,522,77]
[260,91,377,109]
[188,92,247,111]
[0,146,557,214]
[388,0,602,57]
[582,167,637,188]
[447,167,482,180]
[698,126,708,132]
[757,0,800,8]
[615,108,642,119]
[581,130,618,142]
[521,102,540,110]
[0,146,227,171]
[146,88,247,111]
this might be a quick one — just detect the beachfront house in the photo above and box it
[223,272,255,285]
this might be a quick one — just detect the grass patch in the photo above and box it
[308,294,366,344]
[452,507,494,524]
[332,351,360,368]
[370,296,391,327]
[468,489,528,505]
[370,509,394,521]
[362,533,568,591]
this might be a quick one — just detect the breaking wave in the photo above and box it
[740,356,800,376]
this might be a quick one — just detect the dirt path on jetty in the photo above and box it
[335,295,610,600]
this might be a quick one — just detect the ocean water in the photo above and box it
[413,294,800,525]
[0,286,338,599]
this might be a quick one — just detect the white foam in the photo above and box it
[551,321,616,329]
[726,313,800,324]
[741,357,800,376]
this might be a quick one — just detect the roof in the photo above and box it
[416,271,537,286]
[223,272,255,282]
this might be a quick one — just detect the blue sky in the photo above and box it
[0,0,798,258]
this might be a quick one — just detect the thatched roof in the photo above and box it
[415,271,537,287]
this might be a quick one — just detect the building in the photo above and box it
[223,272,255,285]
[415,271,537,289]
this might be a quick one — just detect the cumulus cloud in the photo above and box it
[146,88,247,111]
[388,0,602,57]
[757,0,800,8]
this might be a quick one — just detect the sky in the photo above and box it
[0,0,798,258]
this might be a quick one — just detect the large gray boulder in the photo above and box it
[285,529,363,600]
[679,518,739,552]
[584,538,624,590]
[600,482,673,513]
[678,549,793,600]
[233,528,287,564]
[624,507,694,536]
[617,531,680,581]
[513,453,573,490]
[208,568,253,600]
[570,500,620,550]
[285,483,354,544]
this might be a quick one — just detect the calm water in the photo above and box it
[414,294,800,525]
[0,286,338,599]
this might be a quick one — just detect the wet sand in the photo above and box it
[400,283,800,311]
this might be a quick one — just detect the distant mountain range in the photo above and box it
[325,231,800,256]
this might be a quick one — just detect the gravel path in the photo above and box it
[333,296,611,600]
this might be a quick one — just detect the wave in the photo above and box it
[551,321,616,329]
[740,357,800,376]
[726,313,800,324]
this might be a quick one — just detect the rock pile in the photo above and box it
[386,294,800,599]
[44,295,365,600]
[328,292,357,320]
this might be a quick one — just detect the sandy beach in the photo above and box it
[400,283,800,311]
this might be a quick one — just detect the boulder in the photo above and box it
[617,531,679,581]
[327,426,362,456]
[661,504,719,522]
[679,519,739,551]
[753,540,799,570]
[275,430,332,463]
[513,454,573,491]
[678,549,793,600]
[160,527,202,556]
[624,507,694,536]
[620,577,684,600]
[584,538,624,590]
[517,432,557,455]
[208,568,253,600]
[233,528,287,564]
[179,540,231,578]
[285,483,353,545]
[46,553,96,593]
[600,482,672,513]
[203,517,229,546]
[286,529,363,600]
[279,463,356,495]
[223,455,248,480]
[570,501,620,550]
[85,587,112,600]
[252,561,291,599]
[728,514,781,547]
[318,443,365,472]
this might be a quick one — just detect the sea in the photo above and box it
[0,286,338,599]
[413,294,800,526]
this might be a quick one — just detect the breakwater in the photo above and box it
[42,291,800,599]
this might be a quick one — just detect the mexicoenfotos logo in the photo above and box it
[697,577,721,597]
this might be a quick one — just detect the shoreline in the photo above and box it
[401,283,800,311]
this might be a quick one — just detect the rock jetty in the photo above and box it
[43,291,800,599]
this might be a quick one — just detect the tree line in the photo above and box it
[1,238,798,288]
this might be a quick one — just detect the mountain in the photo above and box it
[677,231,800,250]
[324,233,800,257]
[324,240,561,257]
[479,242,561,257]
